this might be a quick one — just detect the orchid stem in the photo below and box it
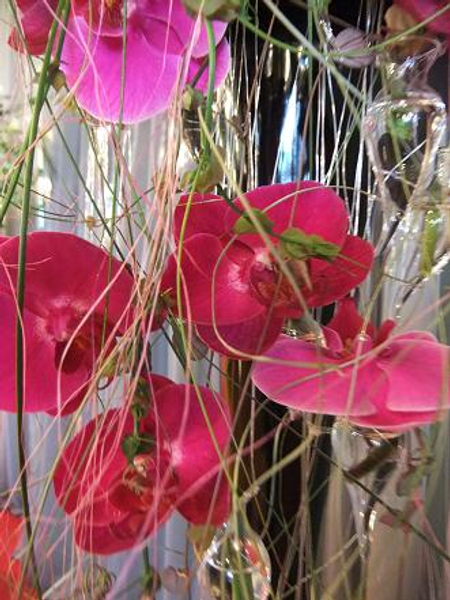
[201,20,216,156]
[14,1,70,597]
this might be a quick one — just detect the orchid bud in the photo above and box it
[183,0,242,22]
[48,63,67,92]
[333,28,374,68]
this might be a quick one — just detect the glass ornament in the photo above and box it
[197,515,271,600]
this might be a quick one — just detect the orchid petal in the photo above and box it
[140,0,227,57]
[252,336,378,417]
[196,313,284,358]
[8,0,56,55]
[0,232,133,330]
[154,383,231,525]
[187,38,231,92]
[162,234,264,325]
[395,0,450,34]
[327,297,375,342]
[73,509,170,555]
[0,512,23,562]
[0,294,91,413]
[379,337,450,413]
[62,17,181,124]
[226,181,348,254]
[174,193,228,243]
[307,235,374,307]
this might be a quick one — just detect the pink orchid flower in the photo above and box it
[0,232,134,414]
[162,182,374,357]
[252,298,450,431]
[9,0,230,123]
[53,374,231,554]
[394,0,450,34]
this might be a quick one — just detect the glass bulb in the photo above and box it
[197,517,271,600]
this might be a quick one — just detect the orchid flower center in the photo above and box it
[339,333,373,360]
[249,259,309,311]
[119,449,177,511]
[49,309,111,374]
[78,0,125,31]
[100,0,123,27]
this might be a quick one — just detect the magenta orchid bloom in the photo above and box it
[0,232,134,414]
[394,0,450,34]
[252,298,450,431]
[53,374,231,554]
[9,0,230,123]
[162,182,374,357]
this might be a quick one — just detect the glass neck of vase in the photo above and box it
[379,36,444,96]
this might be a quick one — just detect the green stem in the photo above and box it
[201,20,217,156]
[15,1,69,597]
[142,546,155,593]
[238,13,299,53]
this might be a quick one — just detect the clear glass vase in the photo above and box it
[364,36,447,214]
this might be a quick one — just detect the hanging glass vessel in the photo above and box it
[330,421,437,598]
[197,513,272,600]
[331,421,402,556]
[364,35,446,213]
[364,36,449,311]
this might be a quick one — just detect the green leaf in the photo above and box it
[420,208,442,277]
[308,234,341,258]
[280,227,340,261]
[234,208,274,235]
[182,0,243,21]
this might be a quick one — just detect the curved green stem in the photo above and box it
[15,1,70,597]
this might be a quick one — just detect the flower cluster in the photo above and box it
[0,231,232,553]
[0,175,377,554]
[9,0,230,123]
[2,162,450,556]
